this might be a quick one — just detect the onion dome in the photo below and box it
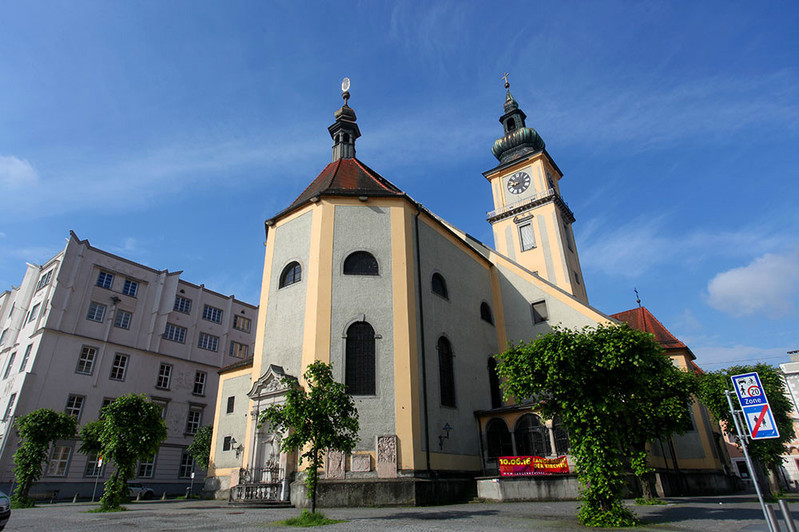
[491,79,545,163]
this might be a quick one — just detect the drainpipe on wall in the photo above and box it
[414,205,432,477]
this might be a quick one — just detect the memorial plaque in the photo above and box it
[325,450,345,480]
[351,454,371,472]
[376,435,398,478]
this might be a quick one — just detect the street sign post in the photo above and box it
[731,372,780,440]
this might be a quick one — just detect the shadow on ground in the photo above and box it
[371,509,501,521]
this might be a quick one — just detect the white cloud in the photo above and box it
[579,216,797,278]
[691,343,793,370]
[705,249,799,318]
[0,155,38,188]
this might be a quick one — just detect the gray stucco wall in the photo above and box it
[329,205,396,452]
[262,211,313,377]
[213,373,252,470]
[416,220,498,460]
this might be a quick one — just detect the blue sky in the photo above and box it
[1,1,797,370]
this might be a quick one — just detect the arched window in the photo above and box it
[507,118,516,132]
[343,251,379,276]
[345,321,375,395]
[480,302,493,324]
[437,336,456,407]
[486,419,513,459]
[514,414,551,457]
[488,357,502,409]
[343,133,350,143]
[279,262,302,288]
[431,273,448,299]
[552,416,570,456]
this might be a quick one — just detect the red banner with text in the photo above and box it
[498,455,570,476]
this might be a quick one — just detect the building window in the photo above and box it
[532,300,548,324]
[343,251,379,275]
[3,353,16,379]
[137,454,156,478]
[486,419,513,459]
[0,329,7,346]
[198,332,219,352]
[431,273,448,299]
[202,305,223,324]
[279,262,302,288]
[193,372,207,396]
[519,222,536,251]
[84,453,105,477]
[552,416,570,455]
[114,310,132,329]
[233,315,251,333]
[87,302,106,323]
[152,400,168,419]
[437,336,456,407]
[109,354,129,381]
[178,450,194,478]
[488,357,502,409]
[19,344,32,372]
[2,393,17,422]
[185,408,202,435]
[564,223,574,252]
[174,295,192,314]
[156,363,172,390]
[574,272,581,285]
[101,398,115,412]
[514,414,551,457]
[163,323,187,343]
[229,341,249,358]
[97,271,114,289]
[65,394,85,421]
[122,279,139,297]
[480,302,494,324]
[223,436,233,451]
[345,321,376,396]
[226,396,235,414]
[36,270,53,291]
[28,303,41,323]
[76,346,97,375]
[47,446,72,477]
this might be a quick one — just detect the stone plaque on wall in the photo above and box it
[229,468,241,487]
[351,454,371,472]
[325,450,345,480]
[376,435,398,478]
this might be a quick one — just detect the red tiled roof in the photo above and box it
[283,158,406,214]
[610,307,687,350]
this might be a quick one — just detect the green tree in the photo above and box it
[79,394,167,511]
[259,361,359,513]
[12,409,77,505]
[497,324,695,527]
[697,364,793,494]
[187,425,213,471]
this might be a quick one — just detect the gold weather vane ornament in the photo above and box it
[634,288,642,308]
[501,72,510,89]
[341,77,351,105]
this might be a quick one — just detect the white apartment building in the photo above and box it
[0,231,257,499]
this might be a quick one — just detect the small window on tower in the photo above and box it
[532,300,548,324]
[519,222,536,251]
[507,118,516,132]
[343,133,350,143]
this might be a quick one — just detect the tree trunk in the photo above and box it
[17,477,33,501]
[640,472,657,499]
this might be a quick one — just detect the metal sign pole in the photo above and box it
[726,390,775,532]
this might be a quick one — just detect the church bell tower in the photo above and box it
[484,78,588,303]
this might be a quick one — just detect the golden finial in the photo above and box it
[501,72,510,89]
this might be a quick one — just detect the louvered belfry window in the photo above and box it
[345,321,375,395]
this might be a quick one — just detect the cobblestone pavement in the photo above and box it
[5,495,794,531]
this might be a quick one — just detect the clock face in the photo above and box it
[506,171,531,195]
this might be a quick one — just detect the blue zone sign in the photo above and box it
[731,372,780,440]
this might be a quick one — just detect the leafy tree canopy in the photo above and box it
[12,409,77,503]
[259,361,359,513]
[79,394,167,510]
[497,324,695,527]
[697,364,793,472]
[187,425,213,471]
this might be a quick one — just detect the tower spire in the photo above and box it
[328,77,361,162]
[491,75,545,163]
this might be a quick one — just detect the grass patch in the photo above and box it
[175,494,202,500]
[11,498,35,509]
[87,506,127,513]
[275,510,345,527]
[635,497,667,505]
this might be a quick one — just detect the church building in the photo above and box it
[204,81,727,505]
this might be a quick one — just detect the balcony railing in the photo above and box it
[230,465,285,503]
[487,189,556,220]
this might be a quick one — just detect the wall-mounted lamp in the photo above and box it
[110,296,121,305]
[230,437,244,457]
[438,423,453,450]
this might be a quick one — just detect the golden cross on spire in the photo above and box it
[501,72,510,89]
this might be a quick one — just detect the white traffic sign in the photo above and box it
[731,372,780,440]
